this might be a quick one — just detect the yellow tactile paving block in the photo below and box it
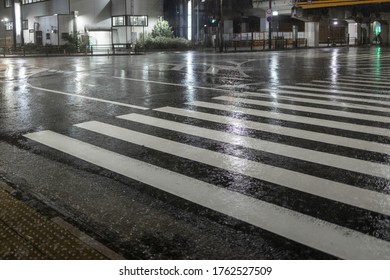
[0,188,107,260]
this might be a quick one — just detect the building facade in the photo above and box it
[0,0,164,48]
[3,0,390,49]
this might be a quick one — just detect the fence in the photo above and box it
[0,34,360,57]
[220,32,361,52]
[323,36,358,46]
[221,32,307,52]
[0,43,140,57]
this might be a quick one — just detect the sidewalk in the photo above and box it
[0,181,124,260]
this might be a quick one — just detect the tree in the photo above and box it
[151,20,174,38]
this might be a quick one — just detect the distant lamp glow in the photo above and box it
[333,21,338,25]
[188,0,192,40]
[272,11,279,16]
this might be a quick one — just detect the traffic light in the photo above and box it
[211,18,217,26]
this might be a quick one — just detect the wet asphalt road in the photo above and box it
[0,47,390,259]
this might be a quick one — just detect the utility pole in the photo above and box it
[268,0,272,50]
[219,0,223,52]
[125,0,128,44]
[130,0,134,44]
[196,0,199,42]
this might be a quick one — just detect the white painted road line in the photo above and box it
[213,96,390,124]
[112,76,230,92]
[343,74,389,79]
[186,101,390,137]
[118,113,390,179]
[335,78,390,86]
[27,84,149,110]
[312,80,390,90]
[296,82,390,95]
[75,121,390,216]
[154,106,390,154]
[23,130,390,259]
[256,89,390,111]
[280,85,390,99]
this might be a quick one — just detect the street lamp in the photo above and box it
[273,10,279,37]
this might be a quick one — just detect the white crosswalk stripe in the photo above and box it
[296,82,390,95]
[23,54,390,259]
[280,85,390,99]
[186,100,390,137]
[212,96,390,123]
[256,89,390,111]
[20,130,390,259]
[117,114,390,179]
[154,106,390,154]
[334,78,390,86]
[312,80,390,90]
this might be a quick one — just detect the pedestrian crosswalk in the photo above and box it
[23,61,390,259]
[258,89,390,109]
[213,95,389,123]
[185,100,390,136]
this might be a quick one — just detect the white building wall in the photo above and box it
[14,0,164,46]
[70,0,111,32]
[21,0,70,45]
[69,0,112,46]
[58,15,73,45]
[111,0,126,16]
[111,0,164,43]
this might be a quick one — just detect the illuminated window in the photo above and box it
[112,16,125,26]
[4,0,12,8]
[5,21,13,30]
[128,16,148,26]
[22,0,49,4]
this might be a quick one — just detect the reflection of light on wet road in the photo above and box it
[375,47,381,76]
[184,52,196,102]
[73,64,84,95]
[142,65,152,96]
[26,83,149,110]
[330,49,339,84]
[269,54,279,87]
[5,63,15,80]
[1,81,31,125]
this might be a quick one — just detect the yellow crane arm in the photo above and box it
[296,0,390,9]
